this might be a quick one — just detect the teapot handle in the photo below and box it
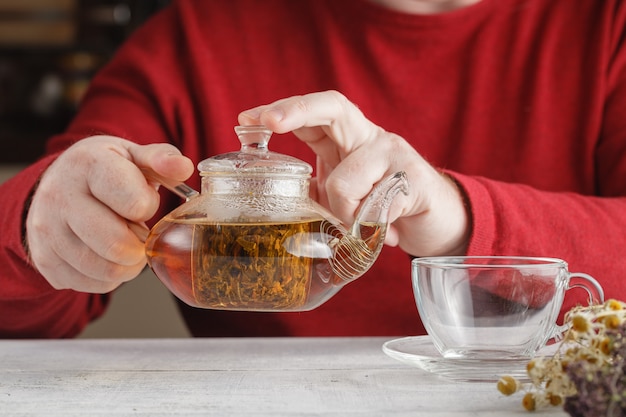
[140,168,200,202]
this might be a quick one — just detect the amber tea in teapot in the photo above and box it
[147,218,384,310]
[144,125,407,312]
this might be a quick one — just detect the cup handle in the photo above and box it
[553,272,605,339]
[568,272,604,305]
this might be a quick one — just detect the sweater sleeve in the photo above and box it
[452,172,626,311]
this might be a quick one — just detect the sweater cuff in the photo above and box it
[1,154,60,298]
[16,154,59,262]
[442,171,497,256]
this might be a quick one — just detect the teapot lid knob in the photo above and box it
[235,125,272,151]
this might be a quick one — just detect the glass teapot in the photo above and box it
[145,125,409,312]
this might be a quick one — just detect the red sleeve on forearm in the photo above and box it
[450,172,624,310]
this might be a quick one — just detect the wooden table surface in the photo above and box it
[0,337,566,416]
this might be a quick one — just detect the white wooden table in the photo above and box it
[0,337,566,416]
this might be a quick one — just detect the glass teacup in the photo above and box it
[412,256,604,360]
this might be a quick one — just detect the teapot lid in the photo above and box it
[197,125,313,176]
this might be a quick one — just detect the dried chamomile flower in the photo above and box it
[497,299,626,416]
[497,375,520,396]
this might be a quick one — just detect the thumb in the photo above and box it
[126,142,195,186]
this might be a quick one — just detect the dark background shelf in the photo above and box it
[0,0,169,163]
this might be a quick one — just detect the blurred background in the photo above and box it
[0,0,170,163]
[0,0,191,338]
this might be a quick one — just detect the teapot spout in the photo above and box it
[351,171,410,237]
[329,171,409,284]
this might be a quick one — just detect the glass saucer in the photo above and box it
[382,336,558,383]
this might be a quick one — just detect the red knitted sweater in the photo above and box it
[1,0,625,337]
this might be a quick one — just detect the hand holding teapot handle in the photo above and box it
[238,90,470,257]
[26,135,194,293]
